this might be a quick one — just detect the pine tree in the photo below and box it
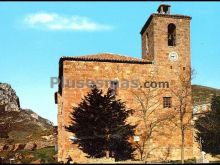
[195,95,220,155]
[65,86,135,160]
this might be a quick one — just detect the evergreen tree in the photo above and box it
[195,95,220,155]
[65,86,135,160]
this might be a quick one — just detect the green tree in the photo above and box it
[195,95,220,155]
[65,87,135,161]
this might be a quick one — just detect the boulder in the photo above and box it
[41,135,54,141]
[13,144,26,151]
[0,145,5,151]
[24,142,37,151]
[35,141,54,150]
[0,144,15,151]
[8,145,15,151]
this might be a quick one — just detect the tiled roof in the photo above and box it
[60,53,152,64]
[58,53,152,94]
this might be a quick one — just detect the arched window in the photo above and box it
[168,23,176,46]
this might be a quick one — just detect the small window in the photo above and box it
[163,97,172,108]
[146,33,149,55]
[183,67,186,70]
[168,23,176,46]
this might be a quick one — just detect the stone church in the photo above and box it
[55,4,194,163]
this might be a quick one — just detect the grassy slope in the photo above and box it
[0,147,57,164]
[0,110,53,144]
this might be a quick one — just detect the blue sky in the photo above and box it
[0,2,220,124]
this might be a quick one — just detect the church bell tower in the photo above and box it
[140,4,191,68]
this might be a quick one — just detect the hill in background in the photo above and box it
[0,83,57,163]
[192,84,220,105]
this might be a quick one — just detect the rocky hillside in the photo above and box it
[192,84,220,104]
[0,83,56,161]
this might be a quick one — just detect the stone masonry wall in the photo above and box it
[57,59,193,163]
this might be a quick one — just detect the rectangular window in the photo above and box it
[163,97,172,108]
[110,80,119,96]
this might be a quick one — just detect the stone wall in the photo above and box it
[57,58,193,162]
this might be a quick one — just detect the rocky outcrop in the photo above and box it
[0,136,56,152]
[0,135,57,154]
[0,83,20,112]
[13,144,26,151]
[0,82,57,153]
[23,142,37,151]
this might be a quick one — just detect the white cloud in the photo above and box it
[24,12,113,31]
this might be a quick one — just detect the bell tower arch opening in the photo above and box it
[168,23,176,46]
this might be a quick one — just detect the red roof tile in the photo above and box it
[60,53,151,64]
